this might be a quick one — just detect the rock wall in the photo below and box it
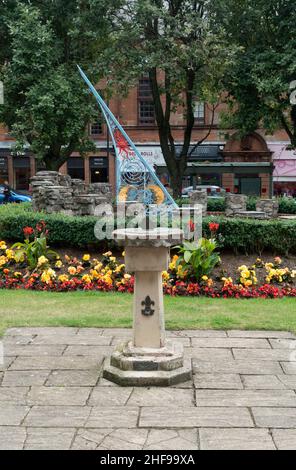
[256,199,279,219]
[225,194,248,217]
[188,190,208,216]
[31,171,113,216]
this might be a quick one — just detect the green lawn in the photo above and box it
[0,290,295,336]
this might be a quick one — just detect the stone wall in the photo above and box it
[225,194,247,217]
[31,171,112,216]
[256,199,279,219]
[188,190,208,216]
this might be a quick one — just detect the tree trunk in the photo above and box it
[43,153,67,171]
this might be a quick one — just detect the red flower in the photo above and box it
[188,220,195,232]
[23,226,34,238]
[209,222,219,233]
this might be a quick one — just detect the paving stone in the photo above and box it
[139,407,253,428]
[241,375,286,390]
[252,407,296,428]
[5,327,79,336]
[3,344,66,357]
[98,429,149,450]
[3,335,35,345]
[46,370,100,387]
[0,387,29,405]
[88,387,133,406]
[24,427,75,450]
[1,356,16,370]
[127,388,194,407]
[0,404,30,425]
[193,359,282,375]
[280,362,296,374]
[9,355,104,370]
[194,374,243,390]
[0,426,26,450]
[2,370,50,387]
[195,389,296,407]
[71,429,111,450]
[233,348,296,362]
[32,334,111,346]
[277,375,296,389]
[199,428,275,450]
[144,429,198,450]
[63,345,113,356]
[0,372,3,385]
[269,339,296,349]
[271,429,296,450]
[191,338,270,349]
[168,330,227,338]
[166,337,191,347]
[227,330,295,339]
[86,407,139,428]
[24,406,91,427]
[27,386,91,406]
[96,377,120,387]
[102,328,132,336]
[185,348,233,361]
[76,328,105,336]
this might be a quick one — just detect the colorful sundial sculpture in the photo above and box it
[78,66,177,210]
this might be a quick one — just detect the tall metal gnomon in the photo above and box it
[78,66,177,210]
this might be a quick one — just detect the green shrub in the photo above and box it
[1,202,296,254]
[278,197,296,215]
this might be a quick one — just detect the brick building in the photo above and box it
[0,76,295,197]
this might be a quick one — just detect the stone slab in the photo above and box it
[0,426,26,450]
[24,406,91,427]
[252,407,296,428]
[191,338,271,349]
[9,356,104,370]
[126,387,194,407]
[88,387,133,406]
[27,386,91,406]
[0,404,30,425]
[46,369,100,387]
[280,362,296,374]
[2,370,51,387]
[233,348,296,361]
[32,334,111,346]
[144,428,198,450]
[241,375,286,390]
[168,330,227,338]
[86,407,139,428]
[194,373,243,390]
[227,330,295,339]
[24,427,75,450]
[139,407,253,428]
[63,345,113,356]
[185,348,233,361]
[0,387,29,405]
[276,375,296,389]
[199,428,275,450]
[271,429,296,450]
[193,359,282,375]
[269,339,296,349]
[195,390,296,407]
[3,344,66,357]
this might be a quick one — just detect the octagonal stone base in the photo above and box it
[103,340,192,386]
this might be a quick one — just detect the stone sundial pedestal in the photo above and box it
[103,228,192,386]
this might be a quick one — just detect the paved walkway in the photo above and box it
[0,327,296,450]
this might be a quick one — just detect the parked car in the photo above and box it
[0,185,32,204]
[182,185,226,198]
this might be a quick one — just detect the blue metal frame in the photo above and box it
[78,66,177,209]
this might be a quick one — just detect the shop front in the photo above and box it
[270,143,296,197]
[13,156,31,190]
[0,156,8,184]
[90,156,108,183]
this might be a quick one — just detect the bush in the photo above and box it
[1,203,296,254]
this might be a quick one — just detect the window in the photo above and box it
[194,101,205,124]
[138,76,155,125]
[90,120,103,136]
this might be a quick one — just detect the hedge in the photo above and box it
[1,202,296,255]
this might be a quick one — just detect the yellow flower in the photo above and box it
[115,264,125,273]
[41,268,56,284]
[103,251,112,257]
[238,265,248,271]
[162,271,170,281]
[37,256,48,267]
[94,262,103,272]
[292,270,296,278]
[244,280,253,287]
[82,254,90,262]
[55,260,63,269]
[202,275,208,281]
[0,255,7,266]
[13,272,22,278]
[58,274,69,283]
[76,266,85,274]
[124,273,131,280]
[241,270,250,279]
[5,249,15,260]
[68,266,77,275]
[0,241,7,250]
[207,278,213,287]
[122,251,125,257]
[109,256,116,262]
[82,274,92,284]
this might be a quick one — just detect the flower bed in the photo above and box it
[0,222,295,298]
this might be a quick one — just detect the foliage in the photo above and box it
[0,1,120,169]
[212,0,296,147]
[103,0,236,197]
[176,238,221,282]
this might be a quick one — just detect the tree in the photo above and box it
[0,1,121,170]
[101,0,235,197]
[212,0,296,147]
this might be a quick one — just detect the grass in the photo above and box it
[0,290,295,336]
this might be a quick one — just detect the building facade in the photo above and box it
[0,77,294,197]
